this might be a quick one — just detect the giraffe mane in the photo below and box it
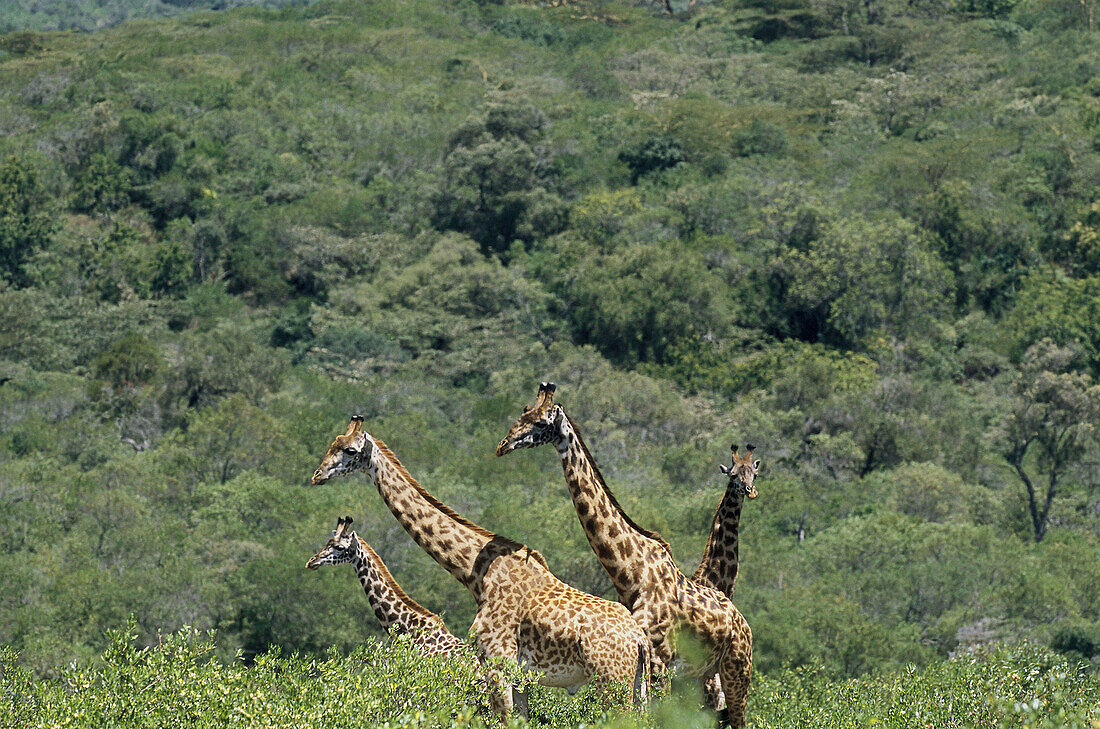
[563,412,675,559]
[372,437,550,570]
[355,537,442,623]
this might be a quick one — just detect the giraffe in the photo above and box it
[306,515,467,657]
[311,416,651,720]
[496,383,753,727]
[692,444,760,714]
[694,444,760,600]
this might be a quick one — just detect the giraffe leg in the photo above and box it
[633,602,673,696]
[511,685,528,719]
[577,628,647,712]
[717,642,751,728]
[701,669,725,713]
[484,669,512,723]
[633,641,650,709]
[472,610,520,723]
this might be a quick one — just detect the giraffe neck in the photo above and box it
[692,487,744,600]
[555,411,673,599]
[365,438,544,604]
[351,536,446,635]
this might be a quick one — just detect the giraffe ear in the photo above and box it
[719,464,732,475]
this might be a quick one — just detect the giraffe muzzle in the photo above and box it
[495,439,512,457]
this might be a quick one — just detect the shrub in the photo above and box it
[91,333,162,389]
[71,154,132,214]
[2,626,483,729]
[0,155,55,287]
[619,135,686,184]
[732,119,789,157]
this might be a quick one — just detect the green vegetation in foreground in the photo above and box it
[3,627,1099,728]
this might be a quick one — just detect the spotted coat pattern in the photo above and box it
[497,384,754,728]
[312,417,651,720]
[306,516,467,656]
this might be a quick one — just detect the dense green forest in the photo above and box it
[2,0,1100,722]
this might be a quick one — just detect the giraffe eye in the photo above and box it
[343,447,357,455]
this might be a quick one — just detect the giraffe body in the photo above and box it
[312,417,651,719]
[306,516,467,657]
[497,384,754,727]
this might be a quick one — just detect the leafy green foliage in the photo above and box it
[4,630,1098,728]
[786,213,952,347]
[619,135,685,184]
[0,156,55,286]
[750,644,1100,728]
[71,154,132,214]
[433,97,567,256]
[992,339,1100,541]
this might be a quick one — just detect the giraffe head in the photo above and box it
[496,382,566,456]
[719,444,759,499]
[306,516,358,569]
[312,416,373,485]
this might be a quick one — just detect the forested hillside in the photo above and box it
[1,0,1099,701]
[0,0,313,34]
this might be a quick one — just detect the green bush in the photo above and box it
[2,626,483,729]
[750,643,1100,728]
[619,135,686,184]
[5,629,1098,729]
[0,155,55,287]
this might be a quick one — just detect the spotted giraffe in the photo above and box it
[311,416,651,720]
[497,383,753,727]
[693,444,760,714]
[306,515,468,657]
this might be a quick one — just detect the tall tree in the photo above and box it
[432,97,565,257]
[993,339,1100,541]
